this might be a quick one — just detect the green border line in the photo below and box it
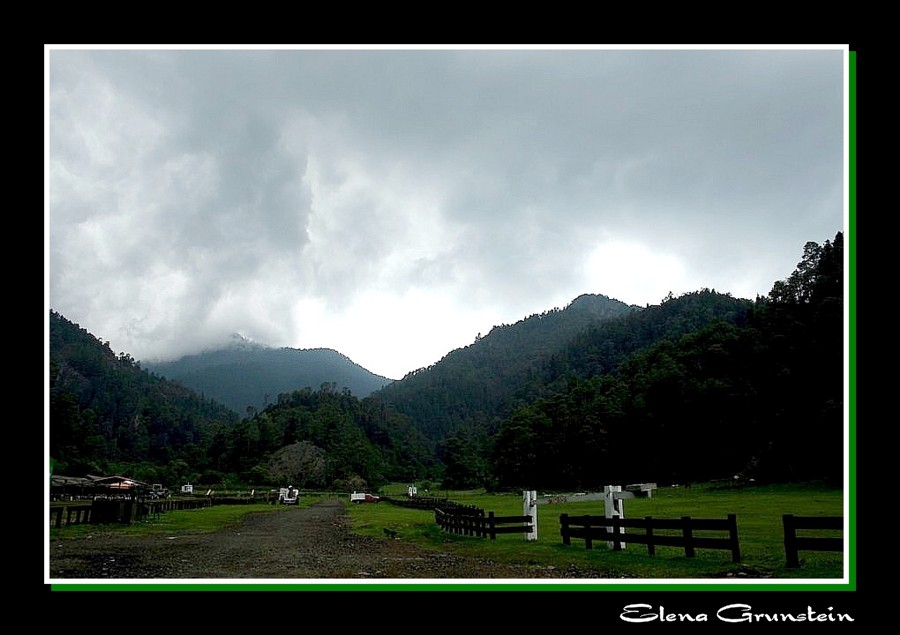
[53,582,853,592]
[847,48,856,592]
[50,48,857,594]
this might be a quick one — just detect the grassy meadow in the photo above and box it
[348,481,846,581]
[48,482,847,583]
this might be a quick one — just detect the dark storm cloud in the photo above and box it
[47,46,846,379]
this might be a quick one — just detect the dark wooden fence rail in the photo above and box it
[782,514,843,568]
[383,496,482,513]
[559,513,741,562]
[49,504,92,528]
[51,497,214,527]
[145,498,213,513]
[435,507,486,537]
[140,497,212,521]
[484,512,534,541]
[91,499,139,524]
[208,496,260,505]
[435,508,535,541]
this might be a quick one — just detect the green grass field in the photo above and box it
[48,483,847,584]
[349,482,846,581]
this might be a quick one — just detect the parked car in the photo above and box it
[349,491,381,503]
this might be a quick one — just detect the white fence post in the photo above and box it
[603,485,625,549]
[523,490,538,541]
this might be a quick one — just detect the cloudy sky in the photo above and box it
[46,46,847,381]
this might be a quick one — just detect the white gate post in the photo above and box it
[523,490,538,541]
[603,485,625,549]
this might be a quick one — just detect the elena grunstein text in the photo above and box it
[620,604,854,623]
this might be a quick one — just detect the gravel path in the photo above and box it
[49,499,609,580]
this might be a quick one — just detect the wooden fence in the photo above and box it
[559,513,741,562]
[140,497,212,519]
[434,508,535,540]
[89,499,141,524]
[50,497,213,527]
[383,496,481,513]
[782,514,843,568]
[435,506,485,536]
[49,504,92,528]
[483,512,535,541]
[208,496,260,505]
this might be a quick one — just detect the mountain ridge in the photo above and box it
[144,345,393,416]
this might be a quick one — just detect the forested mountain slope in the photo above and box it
[146,343,393,416]
[374,290,753,446]
[373,294,640,441]
[489,233,845,490]
[49,311,239,482]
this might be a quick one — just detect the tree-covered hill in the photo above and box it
[490,232,844,491]
[372,294,640,442]
[519,289,755,403]
[49,311,240,483]
[373,289,754,452]
[215,385,435,490]
[144,341,393,417]
[49,312,428,489]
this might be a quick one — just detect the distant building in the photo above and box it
[50,474,148,500]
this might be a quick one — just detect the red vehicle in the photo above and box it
[350,491,381,503]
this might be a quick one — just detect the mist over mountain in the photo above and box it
[144,344,394,416]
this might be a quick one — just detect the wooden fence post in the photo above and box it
[584,516,593,550]
[727,514,741,563]
[783,514,799,568]
[645,516,656,557]
[611,515,623,552]
[604,485,623,549]
[489,511,496,541]
[682,516,695,558]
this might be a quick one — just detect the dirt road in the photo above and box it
[49,499,609,580]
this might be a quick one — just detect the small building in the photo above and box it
[50,475,99,500]
[92,475,149,498]
[50,474,149,501]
